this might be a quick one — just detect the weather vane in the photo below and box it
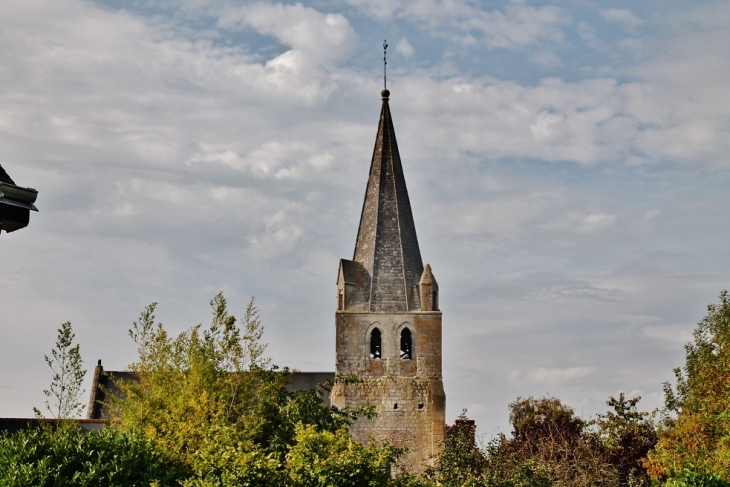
[383,39,388,90]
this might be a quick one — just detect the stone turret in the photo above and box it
[332,90,445,472]
[419,264,439,312]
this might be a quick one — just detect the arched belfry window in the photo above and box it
[370,328,382,359]
[400,328,413,360]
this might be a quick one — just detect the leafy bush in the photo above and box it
[646,291,730,481]
[0,425,179,487]
[665,465,730,487]
[286,424,398,487]
[106,294,397,485]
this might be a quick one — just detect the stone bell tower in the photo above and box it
[331,89,445,470]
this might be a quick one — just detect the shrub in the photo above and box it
[0,425,179,487]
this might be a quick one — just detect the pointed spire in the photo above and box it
[351,91,424,312]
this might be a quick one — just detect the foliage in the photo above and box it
[429,409,486,486]
[509,396,583,444]
[592,394,657,486]
[33,321,86,420]
[0,425,178,486]
[646,291,730,481]
[506,396,618,487]
[428,397,628,487]
[428,409,554,487]
[286,424,399,487]
[106,293,398,486]
[110,294,288,465]
[180,429,283,487]
[664,465,730,487]
[480,438,554,487]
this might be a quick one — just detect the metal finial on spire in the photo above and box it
[383,40,388,90]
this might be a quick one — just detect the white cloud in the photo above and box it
[396,37,415,57]
[531,50,562,69]
[1,0,730,441]
[510,367,595,387]
[643,325,693,344]
[347,0,570,49]
[601,9,643,29]
[390,61,730,167]
[531,283,623,303]
[542,211,617,235]
[429,189,562,238]
[576,20,607,51]
[218,2,358,65]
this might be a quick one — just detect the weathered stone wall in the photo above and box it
[335,312,442,379]
[332,311,445,471]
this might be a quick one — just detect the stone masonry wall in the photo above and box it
[333,311,445,471]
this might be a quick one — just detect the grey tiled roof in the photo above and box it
[351,91,424,312]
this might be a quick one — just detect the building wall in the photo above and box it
[331,311,445,471]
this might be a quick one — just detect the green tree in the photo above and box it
[110,294,289,476]
[592,393,656,486]
[428,409,553,487]
[107,293,399,486]
[286,424,398,487]
[0,426,179,486]
[429,409,486,487]
[34,321,86,420]
[664,466,730,487]
[646,291,730,481]
[506,396,617,487]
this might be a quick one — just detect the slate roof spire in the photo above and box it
[350,89,424,312]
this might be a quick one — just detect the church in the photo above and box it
[87,87,447,469]
[330,87,446,469]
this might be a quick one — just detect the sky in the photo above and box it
[1,0,730,437]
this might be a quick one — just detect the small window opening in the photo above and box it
[394,403,399,410]
[370,328,382,359]
[400,328,412,359]
[418,403,424,410]
[338,291,344,311]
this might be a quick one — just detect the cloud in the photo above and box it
[510,366,595,387]
[531,50,562,69]
[576,20,607,51]
[390,58,730,167]
[601,9,642,30]
[531,283,623,303]
[217,2,358,65]
[1,0,730,441]
[346,0,571,50]
[643,325,693,344]
[542,211,617,235]
[396,37,415,57]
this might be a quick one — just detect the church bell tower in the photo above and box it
[331,88,445,470]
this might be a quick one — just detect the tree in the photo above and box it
[110,294,289,476]
[646,291,730,481]
[286,424,398,487]
[0,426,180,486]
[592,393,657,486]
[108,293,400,486]
[33,321,86,420]
[509,396,583,447]
[429,409,487,487]
[428,409,554,487]
[506,396,618,487]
